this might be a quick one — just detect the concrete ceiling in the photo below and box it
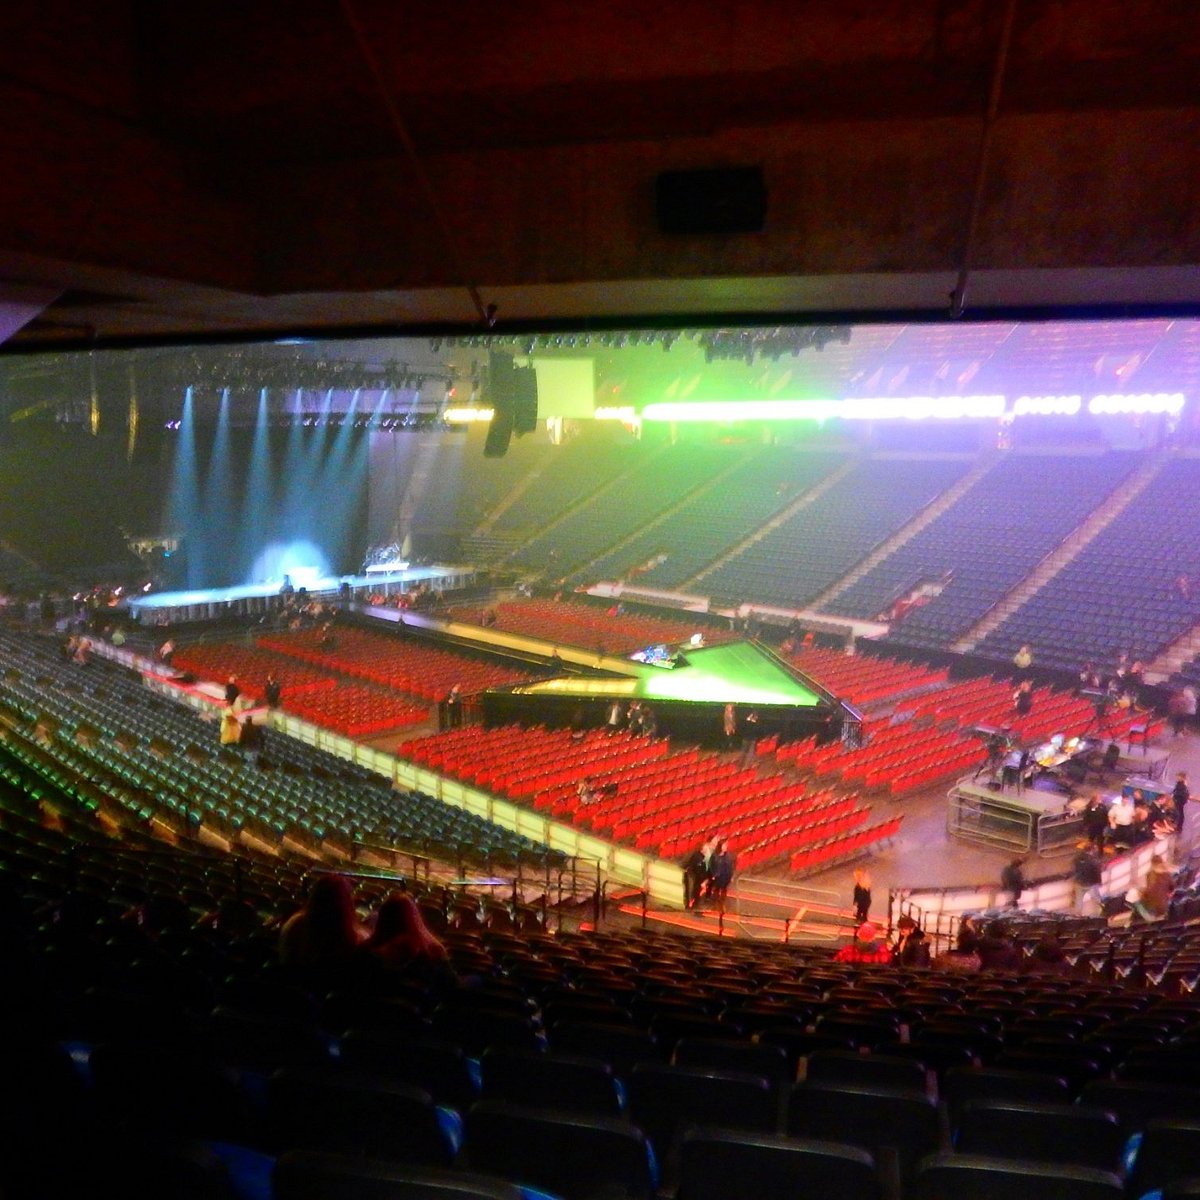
[3,0,1199,348]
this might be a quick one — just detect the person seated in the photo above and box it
[834,922,892,964]
[891,915,930,967]
[976,920,1022,971]
[357,892,456,990]
[279,875,366,971]
[1022,939,1068,976]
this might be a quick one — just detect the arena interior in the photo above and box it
[3,4,1200,1199]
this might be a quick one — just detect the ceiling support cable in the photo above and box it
[339,0,492,327]
[950,0,1019,318]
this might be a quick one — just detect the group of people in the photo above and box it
[681,836,736,909]
[278,875,456,989]
[605,699,658,738]
[1077,774,1189,858]
[833,915,930,966]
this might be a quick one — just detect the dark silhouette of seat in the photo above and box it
[480,1047,623,1116]
[673,1037,792,1097]
[267,1067,459,1165]
[1127,1120,1200,1199]
[273,1151,528,1200]
[627,1063,776,1167]
[955,1100,1123,1172]
[464,1100,657,1200]
[786,1082,940,1185]
[338,1032,480,1110]
[1080,1079,1200,1135]
[994,1048,1105,1095]
[805,1049,928,1095]
[942,1066,1071,1131]
[549,1020,663,1079]
[911,1153,1124,1200]
[430,1004,543,1057]
[87,1040,252,1142]
[678,1129,881,1200]
[211,1006,332,1073]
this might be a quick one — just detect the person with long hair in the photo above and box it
[360,892,456,988]
[278,874,365,969]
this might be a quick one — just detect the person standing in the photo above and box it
[739,710,760,765]
[1172,771,1190,832]
[224,675,241,707]
[605,699,624,736]
[710,839,735,907]
[264,673,282,709]
[1013,644,1033,678]
[1001,856,1027,907]
[722,703,738,751]
[1072,847,1104,912]
[852,866,872,924]
[682,843,707,910]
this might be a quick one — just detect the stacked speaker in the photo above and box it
[484,351,539,457]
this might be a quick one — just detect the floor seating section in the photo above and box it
[258,627,533,701]
[170,641,430,736]
[976,457,1200,670]
[447,599,737,655]
[396,724,900,871]
[827,452,1139,646]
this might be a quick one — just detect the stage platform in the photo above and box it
[126,565,476,625]
[947,777,1082,856]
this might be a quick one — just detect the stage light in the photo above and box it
[1088,392,1184,415]
[443,406,495,423]
[640,395,1006,423]
[1013,394,1082,416]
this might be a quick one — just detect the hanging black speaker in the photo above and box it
[512,364,539,436]
[483,350,516,457]
[655,166,767,235]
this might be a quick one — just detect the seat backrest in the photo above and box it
[678,1129,880,1200]
[956,1101,1123,1172]
[786,1082,940,1185]
[674,1038,792,1090]
[273,1151,526,1200]
[267,1067,456,1165]
[480,1047,623,1116]
[549,1020,663,1079]
[1080,1080,1200,1136]
[628,1063,777,1163]
[1127,1119,1200,1199]
[805,1050,928,1095]
[339,1031,480,1109]
[943,1066,1071,1130]
[464,1100,656,1200]
[912,1153,1124,1200]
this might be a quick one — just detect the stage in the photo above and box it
[125,565,476,625]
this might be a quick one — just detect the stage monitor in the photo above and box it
[629,644,680,669]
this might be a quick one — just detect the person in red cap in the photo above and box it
[834,921,892,963]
